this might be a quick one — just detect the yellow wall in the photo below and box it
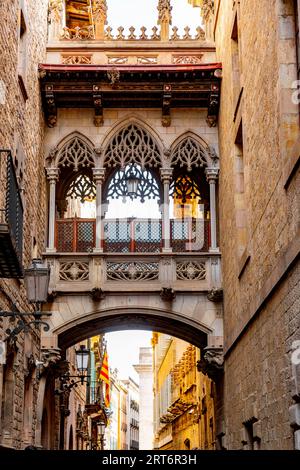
[153,333,215,450]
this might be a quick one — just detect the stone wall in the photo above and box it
[0,0,48,449]
[215,0,300,449]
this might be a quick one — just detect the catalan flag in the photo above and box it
[99,349,110,408]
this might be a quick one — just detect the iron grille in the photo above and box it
[0,150,24,277]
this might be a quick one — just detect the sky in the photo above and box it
[107,0,201,34]
[106,330,152,383]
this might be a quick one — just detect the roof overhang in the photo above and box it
[39,63,222,128]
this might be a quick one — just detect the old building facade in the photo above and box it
[0,0,299,450]
[152,333,215,450]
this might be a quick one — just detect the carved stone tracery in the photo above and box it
[176,261,206,280]
[66,174,96,202]
[104,124,162,169]
[106,262,159,281]
[55,137,95,170]
[171,137,212,171]
[106,164,160,203]
[59,261,90,281]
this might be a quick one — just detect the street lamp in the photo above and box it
[125,170,140,198]
[0,258,51,343]
[75,344,90,384]
[55,345,90,395]
[97,420,106,450]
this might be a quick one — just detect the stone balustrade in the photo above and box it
[58,25,205,42]
[45,253,222,295]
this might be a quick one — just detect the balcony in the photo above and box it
[0,151,23,278]
[45,251,221,296]
[55,218,210,254]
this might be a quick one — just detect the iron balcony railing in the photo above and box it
[0,150,24,278]
[55,218,210,253]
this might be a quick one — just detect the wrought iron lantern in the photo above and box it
[24,258,50,304]
[75,344,90,383]
[0,258,51,344]
[125,170,140,198]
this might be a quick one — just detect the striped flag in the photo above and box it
[99,349,110,408]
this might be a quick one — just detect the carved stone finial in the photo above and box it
[93,0,108,40]
[157,0,172,25]
[48,0,63,24]
[201,0,215,21]
[92,0,107,23]
[157,0,172,41]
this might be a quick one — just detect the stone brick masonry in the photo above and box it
[0,0,48,449]
[215,0,300,449]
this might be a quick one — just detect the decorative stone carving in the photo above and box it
[105,26,114,40]
[197,347,224,381]
[201,0,215,21]
[90,288,105,301]
[116,26,125,40]
[62,55,92,65]
[60,26,95,40]
[160,287,176,301]
[170,136,211,171]
[207,287,223,302]
[158,0,172,24]
[137,57,158,65]
[108,57,128,65]
[107,69,120,86]
[37,347,62,378]
[173,55,203,65]
[183,26,192,40]
[66,174,96,202]
[139,27,148,40]
[128,27,137,40]
[151,26,160,40]
[171,26,180,40]
[92,0,107,22]
[59,261,89,281]
[176,261,206,281]
[48,0,63,23]
[106,262,159,282]
[104,124,162,169]
[56,137,95,170]
[195,26,206,40]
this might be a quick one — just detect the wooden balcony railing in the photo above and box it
[55,218,211,253]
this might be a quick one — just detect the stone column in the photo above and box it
[93,168,106,253]
[157,0,172,41]
[92,0,108,41]
[48,0,64,41]
[46,168,59,253]
[206,167,219,252]
[160,168,173,253]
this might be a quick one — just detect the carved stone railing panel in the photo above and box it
[60,26,95,41]
[46,253,221,295]
[106,261,159,282]
[59,261,90,281]
[176,261,206,281]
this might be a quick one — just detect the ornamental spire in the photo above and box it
[157,0,172,41]
[92,0,108,40]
